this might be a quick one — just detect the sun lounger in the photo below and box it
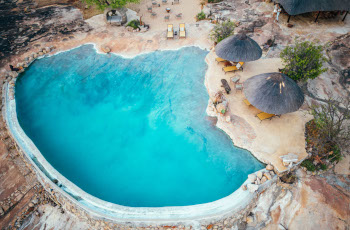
[257,112,275,121]
[221,79,231,94]
[162,0,167,4]
[222,65,238,74]
[167,24,174,39]
[243,99,251,106]
[176,13,182,19]
[147,6,152,12]
[222,62,244,74]
[215,57,226,63]
[173,0,180,4]
[179,23,186,38]
[151,12,157,17]
[164,15,170,21]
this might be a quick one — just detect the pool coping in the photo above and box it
[2,60,275,226]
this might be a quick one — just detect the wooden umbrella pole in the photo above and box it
[314,11,320,22]
[343,11,348,21]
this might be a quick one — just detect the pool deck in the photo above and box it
[205,51,313,172]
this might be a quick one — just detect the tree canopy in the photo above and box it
[280,40,327,82]
[82,0,140,10]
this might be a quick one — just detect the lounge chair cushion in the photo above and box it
[223,66,238,72]
[257,112,275,121]
[168,27,172,32]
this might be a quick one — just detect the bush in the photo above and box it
[210,20,236,43]
[301,159,316,172]
[328,144,343,163]
[208,0,223,2]
[280,40,327,82]
[196,11,206,21]
[82,0,140,10]
[311,97,350,150]
[127,19,140,29]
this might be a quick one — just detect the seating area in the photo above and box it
[215,56,279,122]
[166,23,186,39]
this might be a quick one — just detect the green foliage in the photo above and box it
[301,159,316,172]
[280,40,327,82]
[320,164,327,170]
[328,145,342,163]
[82,0,140,10]
[127,19,140,29]
[196,11,206,21]
[210,20,236,43]
[208,0,223,2]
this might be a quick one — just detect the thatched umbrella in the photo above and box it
[215,34,262,62]
[243,72,304,115]
[277,0,349,15]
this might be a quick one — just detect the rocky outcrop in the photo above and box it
[0,0,91,67]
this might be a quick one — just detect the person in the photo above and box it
[276,4,282,22]
[273,2,277,19]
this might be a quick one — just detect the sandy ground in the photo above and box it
[205,51,312,172]
[130,0,202,32]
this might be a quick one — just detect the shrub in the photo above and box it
[301,159,316,172]
[311,97,350,150]
[210,20,236,44]
[82,0,140,10]
[196,11,206,21]
[127,19,140,29]
[280,40,327,82]
[208,0,223,2]
[320,164,327,170]
[328,145,342,163]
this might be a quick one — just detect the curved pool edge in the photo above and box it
[3,78,275,225]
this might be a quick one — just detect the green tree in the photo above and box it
[280,40,327,82]
[82,0,140,10]
[210,20,236,44]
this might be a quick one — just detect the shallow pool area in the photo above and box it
[15,45,263,207]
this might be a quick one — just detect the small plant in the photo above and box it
[301,159,316,172]
[196,11,206,21]
[320,164,327,170]
[328,145,342,163]
[280,39,328,82]
[127,19,140,29]
[210,20,236,44]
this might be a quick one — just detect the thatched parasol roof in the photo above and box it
[215,34,262,62]
[277,0,350,16]
[243,72,304,115]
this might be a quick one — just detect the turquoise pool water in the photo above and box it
[15,45,263,207]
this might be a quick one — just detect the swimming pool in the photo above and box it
[15,45,263,207]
